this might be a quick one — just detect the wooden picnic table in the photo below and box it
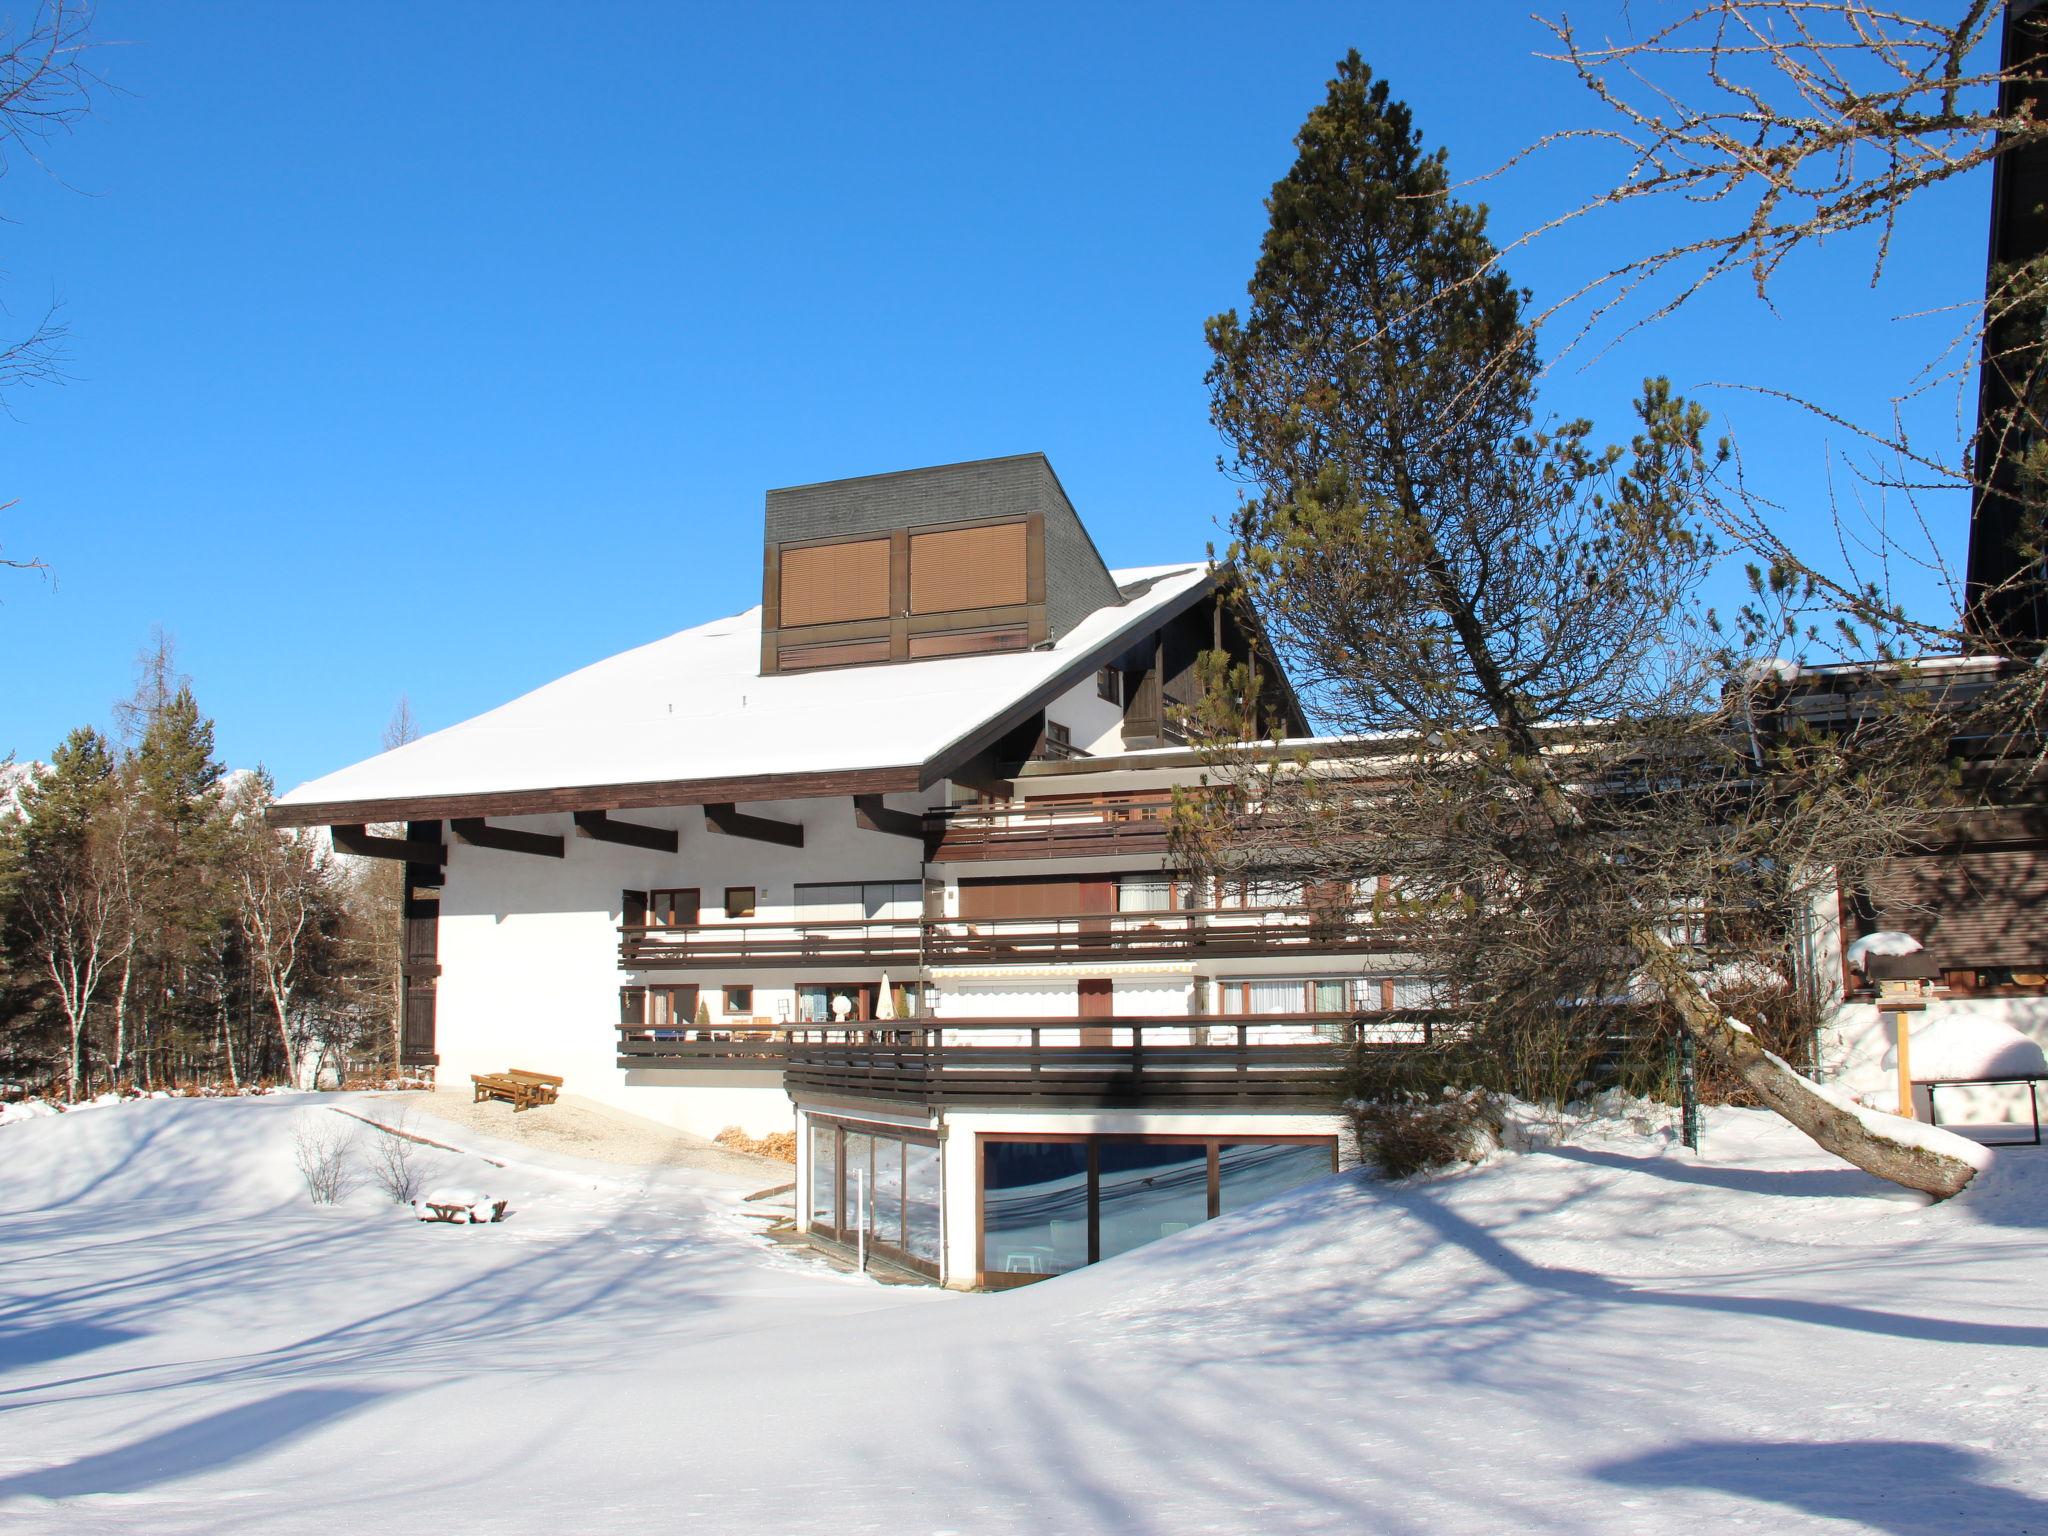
[471,1068,563,1112]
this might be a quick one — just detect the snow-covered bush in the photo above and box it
[290,1112,359,1204]
[1353,1089,1501,1178]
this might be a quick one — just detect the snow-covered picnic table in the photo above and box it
[1884,1017,2048,1146]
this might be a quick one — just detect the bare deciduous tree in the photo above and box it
[0,1,100,577]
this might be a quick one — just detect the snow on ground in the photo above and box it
[3,1095,2045,1535]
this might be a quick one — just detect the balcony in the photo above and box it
[924,795,1174,862]
[615,1012,1455,1108]
[621,904,1411,970]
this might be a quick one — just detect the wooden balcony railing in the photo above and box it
[615,1011,1461,1107]
[621,905,1409,971]
[621,917,925,968]
[923,795,1175,862]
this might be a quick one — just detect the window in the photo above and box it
[724,886,757,919]
[722,984,754,1016]
[979,1135,1336,1286]
[1213,976,1362,1014]
[1117,875,1183,913]
[779,538,891,626]
[796,882,920,922]
[649,889,699,928]
[648,985,699,1033]
[908,521,1029,613]
[808,1116,943,1279]
[1216,878,1304,909]
[1096,667,1121,703]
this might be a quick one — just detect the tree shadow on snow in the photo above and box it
[1373,1181,2048,1349]
[1540,1145,1894,1199]
[1592,1438,2048,1535]
[0,1322,141,1374]
[0,1386,384,1501]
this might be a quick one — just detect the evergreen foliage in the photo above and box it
[1191,53,1978,1197]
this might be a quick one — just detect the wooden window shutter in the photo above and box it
[620,986,646,1026]
[623,889,648,927]
[909,522,1029,614]
[779,539,892,626]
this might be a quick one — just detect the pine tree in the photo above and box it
[2,728,129,1096]
[1199,54,1979,1198]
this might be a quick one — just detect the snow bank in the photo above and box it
[1825,996,2048,1117]
[2,1093,2044,1533]
[1882,1016,2048,1080]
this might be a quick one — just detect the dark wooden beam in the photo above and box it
[704,801,804,849]
[332,823,446,865]
[451,818,565,859]
[854,794,925,841]
[263,764,924,829]
[944,753,1014,801]
[573,810,679,854]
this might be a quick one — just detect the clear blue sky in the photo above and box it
[0,2,1991,788]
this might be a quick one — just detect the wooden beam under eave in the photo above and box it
[332,823,447,864]
[704,802,804,849]
[573,810,680,854]
[450,818,566,859]
[853,794,925,842]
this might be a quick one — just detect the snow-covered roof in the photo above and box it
[274,562,1211,822]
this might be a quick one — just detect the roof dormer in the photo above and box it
[759,453,1123,675]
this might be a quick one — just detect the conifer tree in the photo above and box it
[1199,54,1981,1197]
[2,728,129,1096]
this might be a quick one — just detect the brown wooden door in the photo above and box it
[1078,977,1113,1046]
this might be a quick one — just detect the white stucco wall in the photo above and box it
[433,793,935,1140]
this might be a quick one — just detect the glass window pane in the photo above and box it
[982,1142,1089,1278]
[1118,877,1170,913]
[1248,980,1304,1014]
[809,1122,838,1230]
[843,1131,873,1237]
[1312,979,1348,1012]
[905,1142,941,1264]
[1217,1142,1334,1214]
[1097,1142,1211,1262]
[1389,978,1435,1010]
[871,1136,904,1251]
[800,884,861,921]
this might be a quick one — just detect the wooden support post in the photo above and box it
[704,802,804,848]
[332,823,447,865]
[853,794,925,841]
[572,811,679,854]
[1890,1003,1919,1120]
[451,818,565,858]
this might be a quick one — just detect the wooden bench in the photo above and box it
[470,1068,563,1112]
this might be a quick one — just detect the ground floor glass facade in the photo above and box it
[981,1134,1337,1287]
[807,1116,941,1278]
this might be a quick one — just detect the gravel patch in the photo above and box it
[367,1086,791,1182]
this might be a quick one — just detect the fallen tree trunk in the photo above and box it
[1631,931,1986,1199]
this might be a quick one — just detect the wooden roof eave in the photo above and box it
[262,763,925,830]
